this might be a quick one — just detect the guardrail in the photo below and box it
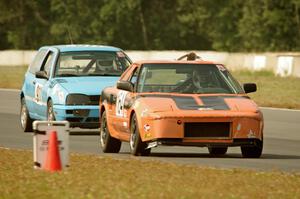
[0,50,299,77]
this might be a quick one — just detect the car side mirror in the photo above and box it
[35,71,48,80]
[117,80,134,92]
[243,83,257,93]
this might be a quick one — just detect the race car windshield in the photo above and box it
[54,51,131,77]
[137,64,244,94]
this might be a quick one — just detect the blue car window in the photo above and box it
[29,49,47,74]
[41,51,55,76]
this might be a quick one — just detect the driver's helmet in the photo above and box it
[96,59,114,71]
[192,70,210,89]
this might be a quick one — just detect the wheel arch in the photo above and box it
[99,104,106,125]
[129,110,136,131]
[100,105,106,118]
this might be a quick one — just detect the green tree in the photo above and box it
[50,0,102,45]
[206,0,244,51]
[0,0,300,51]
[239,0,300,51]
[176,0,213,50]
[0,0,52,49]
[91,0,145,49]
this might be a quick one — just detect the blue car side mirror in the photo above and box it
[35,71,48,80]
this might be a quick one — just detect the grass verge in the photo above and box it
[0,148,299,198]
[232,70,300,109]
[0,66,27,89]
[0,66,299,109]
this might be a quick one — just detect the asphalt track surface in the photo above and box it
[0,89,300,172]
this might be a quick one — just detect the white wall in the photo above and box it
[0,50,36,66]
[1,50,300,77]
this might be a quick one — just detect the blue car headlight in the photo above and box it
[66,94,91,105]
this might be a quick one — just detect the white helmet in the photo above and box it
[192,70,209,89]
[97,59,113,71]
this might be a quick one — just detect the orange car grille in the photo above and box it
[184,122,230,138]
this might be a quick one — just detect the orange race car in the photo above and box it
[99,59,263,158]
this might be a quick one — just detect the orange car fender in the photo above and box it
[127,98,154,140]
[128,99,147,137]
[101,101,122,139]
[99,90,118,136]
[128,97,175,141]
[99,101,111,128]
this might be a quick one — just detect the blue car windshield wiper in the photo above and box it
[56,73,79,77]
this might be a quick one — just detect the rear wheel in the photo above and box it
[208,147,228,156]
[241,139,263,158]
[100,111,121,153]
[20,98,33,132]
[130,114,151,156]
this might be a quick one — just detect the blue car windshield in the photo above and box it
[55,51,131,77]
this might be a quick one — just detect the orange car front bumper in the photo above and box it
[138,111,263,146]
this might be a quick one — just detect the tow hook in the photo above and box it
[146,141,159,149]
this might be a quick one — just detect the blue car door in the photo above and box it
[34,50,57,119]
[23,49,48,119]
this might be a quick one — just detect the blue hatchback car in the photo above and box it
[20,45,132,132]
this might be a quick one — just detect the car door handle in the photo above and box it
[33,81,36,85]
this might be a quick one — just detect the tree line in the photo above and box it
[0,0,299,52]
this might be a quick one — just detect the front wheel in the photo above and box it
[100,111,121,153]
[20,98,33,132]
[241,139,263,158]
[130,114,151,156]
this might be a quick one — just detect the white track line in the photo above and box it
[1,88,299,111]
[260,107,300,112]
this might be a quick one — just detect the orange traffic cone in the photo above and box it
[43,130,62,171]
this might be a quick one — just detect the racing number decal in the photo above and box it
[116,90,127,117]
[34,83,43,103]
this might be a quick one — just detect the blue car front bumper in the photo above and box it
[53,104,100,128]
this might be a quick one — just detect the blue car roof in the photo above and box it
[40,44,122,52]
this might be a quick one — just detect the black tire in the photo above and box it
[100,111,121,153]
[241,139,263,158]
[47,100,56,121]
[130,114,151,156]
[20,97,33,132]
[208,147,228,156]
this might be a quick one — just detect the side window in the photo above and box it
[29,50,47,74]
[137,67,148,92]
[129,68,139,85]
[41,52,55,76]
